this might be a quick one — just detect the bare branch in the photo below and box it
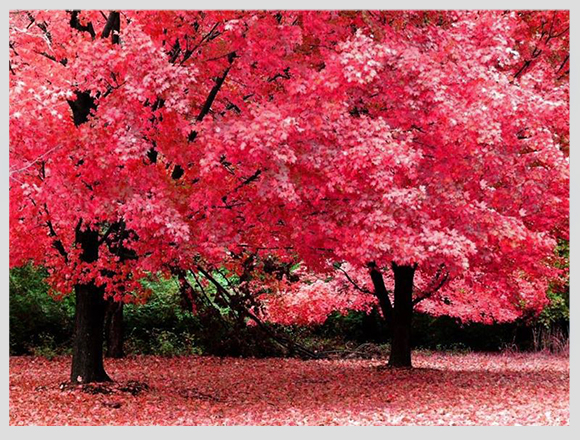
[334,264,372,295]
[43,204,68,262]
[196,264,319,359]
[9,145,60,176]
[556,54,569,73]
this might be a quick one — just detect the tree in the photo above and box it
[202,11,569,366]
[9,10,357,380]
[10,10,568,378]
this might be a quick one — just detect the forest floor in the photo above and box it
[9,351,569,425]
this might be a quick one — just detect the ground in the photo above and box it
[9,352,569,426]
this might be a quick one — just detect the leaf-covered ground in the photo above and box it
[9,352,569,425]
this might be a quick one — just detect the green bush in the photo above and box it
[537,241,569,331]
[9,266,283,358]
[126,329,201,357]
[9,264,75,355]
[123,276,202,355]
[191,308,285,358]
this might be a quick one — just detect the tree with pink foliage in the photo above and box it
[10,10,569,382]
[204,11,569,366]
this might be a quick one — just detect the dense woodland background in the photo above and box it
[10,242,568,359]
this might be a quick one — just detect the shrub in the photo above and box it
[9,264,75,355]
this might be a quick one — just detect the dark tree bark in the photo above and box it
[67,91,96,126]
[368,262,393,331]
[388,262,416,368]
[68,10,96,39]
[71,282,110,383]
[70,227,111,383]
[101,11,120,44]
[105,300,124,358]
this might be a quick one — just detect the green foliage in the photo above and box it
[537,240,569,329]
[126,329,201,357]
[31,333,71,359]
[434,342,471,354]
[191,306,285,358]
[317,310,530,352]
[9,266,284,358]
[318,309,388,343]
[124,276,200,347]
[538,290,569,329]
[180,268,288,358]
[122,275,220,356]
[9,264,75,355]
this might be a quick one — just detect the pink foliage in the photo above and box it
[9,10,569,322]
[258,266,376,325]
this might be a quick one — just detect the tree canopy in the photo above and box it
[10,10,569,328]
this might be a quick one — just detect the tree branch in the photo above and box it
[196,51,237,123]
[556,54,569,73]
[101,11,120,44]
[196,264,319,359]
[9,145,61,176]
[43,204,68,262]
[367,262,393,325]
[334,264,372,295]
[412,264,449,306]
[186,51,237,143]
[98,221,119,245]
[68,10,96,39]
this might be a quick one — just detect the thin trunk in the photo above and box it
[368,263,393,331]
[388,262,416,368]
[105,300,124,358]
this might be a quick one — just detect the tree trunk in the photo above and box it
[70,226,111,383]
[71,281,111,383]
[388,262,416,368]
[105,300,124,358]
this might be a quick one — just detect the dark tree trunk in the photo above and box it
[71,281,111,383]
[388,262,416,368]
[105,300,124,358]
[70,226,111,383]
